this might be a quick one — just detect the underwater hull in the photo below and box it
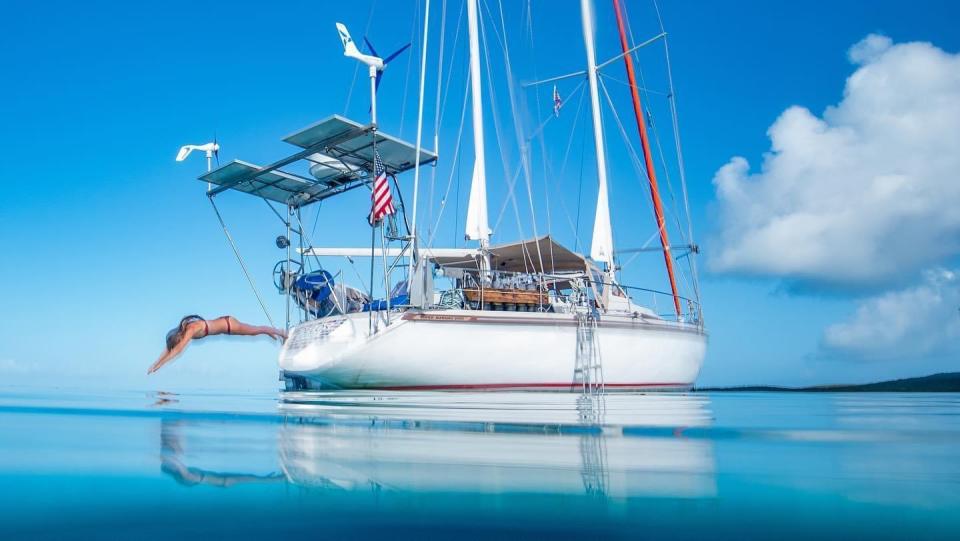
[278,310,707,391]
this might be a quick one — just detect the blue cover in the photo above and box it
[293,270,335,303]
[362,295,410,312]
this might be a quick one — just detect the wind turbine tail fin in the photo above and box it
[336,23,362,58]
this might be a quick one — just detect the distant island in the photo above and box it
[697,372,960,392]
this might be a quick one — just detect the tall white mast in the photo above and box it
[464,0,490,248]
[408,0,432,289]
[580,0,615,272]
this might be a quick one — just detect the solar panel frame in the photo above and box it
[200,160,328,205]
[284,115,437,174]
[199,115,436,208]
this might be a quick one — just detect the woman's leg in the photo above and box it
[219,316,285,340]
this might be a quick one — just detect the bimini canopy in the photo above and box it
[200,115,437,208]
[432,235,597,275]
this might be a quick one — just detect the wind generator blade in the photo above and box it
[384,42,411,64]
[363,36,380,57]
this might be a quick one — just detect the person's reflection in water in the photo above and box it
[160,419,286,488]
[150,391,179,407]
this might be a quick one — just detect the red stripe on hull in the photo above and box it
[374,382,692,391]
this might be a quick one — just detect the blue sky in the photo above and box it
[0,0,957,391]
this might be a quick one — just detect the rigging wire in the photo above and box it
[496,0,545,276]
[623,0,699,305]
[343,0,378,115]
[426,64,472,248]
[429,0,466,244]
[427,0,448,243]
[477,0,532,275]
[521,0,555,273]
[525,79,586,143]
[595,71,671,97]
[574,108,587,253]
[409,0,433,281]
[596,74,658,224]
[438,0,466,121]
[208,197,277,329]
[620,228,663,270]
[310,200,324,237]
[552,80,589,242]
[621,12,686,249]
[598,74,695,300]
[492,165,523,233]
[398,0,422,138]
[478,6,526,246]
[653,0,702,310]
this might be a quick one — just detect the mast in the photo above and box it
[580,0,615,274]
[612,0,681,318]
[464,0,490,251]
[408,0,432,299]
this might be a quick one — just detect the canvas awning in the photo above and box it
[301,235,597,275]
[431,235,598,275]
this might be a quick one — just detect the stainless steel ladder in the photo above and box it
[574,309,604,395]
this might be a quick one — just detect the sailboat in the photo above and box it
[195,0,706,392]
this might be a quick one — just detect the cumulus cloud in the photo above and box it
[822,268,960,360]
[711,34,960,287]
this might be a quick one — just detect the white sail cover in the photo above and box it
[464,0,491,243]
[580,0,614,267]
[465,161,490,241]
[590,177,614,266]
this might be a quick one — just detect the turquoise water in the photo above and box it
[0,390,957,539]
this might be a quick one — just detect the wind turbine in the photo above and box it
[336,22,410,124]
[176,141,219,170]
[176,140,219,189]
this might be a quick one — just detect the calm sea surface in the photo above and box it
[0,389,957,539]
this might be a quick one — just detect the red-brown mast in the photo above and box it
[612,0,681,318]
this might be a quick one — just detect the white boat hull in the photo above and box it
[279,309,706,391]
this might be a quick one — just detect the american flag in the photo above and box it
[369,150,395,225]
[553,85,562,117]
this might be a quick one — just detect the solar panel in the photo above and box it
[199,115,437,207]
[200,160,327,206]
[284,115,437,174]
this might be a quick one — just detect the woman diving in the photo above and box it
[149,315,286,374]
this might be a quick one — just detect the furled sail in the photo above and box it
[464,0,490,244]
[580,0,615,269]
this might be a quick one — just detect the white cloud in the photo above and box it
[822,268,960,360]
[710,34,960,287]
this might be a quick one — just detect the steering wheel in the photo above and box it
[273,260,303,292]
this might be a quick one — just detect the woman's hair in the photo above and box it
[165,315,203,351]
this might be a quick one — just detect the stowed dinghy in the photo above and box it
[195,0,707,391]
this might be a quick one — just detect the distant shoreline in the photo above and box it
[696,372,960,393]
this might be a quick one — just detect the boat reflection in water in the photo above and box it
[160,392,716,500]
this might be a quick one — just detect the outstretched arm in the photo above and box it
[148,327,195,374]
